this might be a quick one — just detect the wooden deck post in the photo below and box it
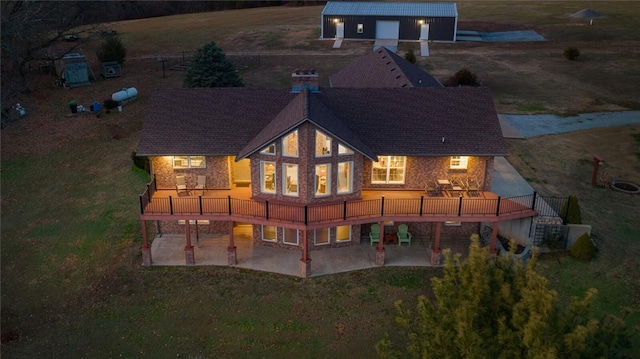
[227,221,237,266]
[300,230,311,277]
[141,220,152,266]
[430,222,442,265]
[184,220,195,265]
[375,221,385,266]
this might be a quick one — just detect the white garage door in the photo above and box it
[375,20,400,39]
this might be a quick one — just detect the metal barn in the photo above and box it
[321,2,458,42]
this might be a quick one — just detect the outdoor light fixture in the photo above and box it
[333,18,339,23]
[418,20,424,24]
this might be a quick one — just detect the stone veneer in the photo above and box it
[150,155,231,190]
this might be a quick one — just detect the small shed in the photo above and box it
[59,53,90,87]
[321,1,458,42]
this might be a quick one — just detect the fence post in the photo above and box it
[495,196,501,216]
[343,200,347,220]
[531,191,537,210]
[139,195,144,214]
[228,195,232,216]
[419,196,424,216]
[265,200,269,220]
[457,196,463,216]
[199,196,203,215]
[304,205,308,225]
[153,174,157,190]
[169,196,174,215]
[563,196,571,225]
[381,196,385,216]
[146,184,151,202]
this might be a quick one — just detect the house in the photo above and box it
[321,1,458,50]
[136,49,539,277]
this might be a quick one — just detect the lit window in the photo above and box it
[262,225,277,242]
[338,143,353,155]
[178,220,210,225]
[372,156,406,184]
[315,164,331,196]
[357,24,364,33]
[283,228,299,245]
[337,161,353,194]
[336,225,351,242]
[450,156,469,169]
[173,156,206,169]
[260,143,275,155]
[314,228,330,245]
[261,161,276,193]
[283,163,298,197]
[315,130,332,157]
[282,131,298,157]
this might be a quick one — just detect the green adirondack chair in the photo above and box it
[397,224,412,246]
[369,223,380,246]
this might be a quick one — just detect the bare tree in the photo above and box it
[1,1,100,115]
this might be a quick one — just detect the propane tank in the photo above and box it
[112,87,138,103]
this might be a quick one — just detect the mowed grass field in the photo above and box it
[2,2,639,357]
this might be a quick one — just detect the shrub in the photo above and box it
[571,232,596,261]
[449,68,478,86]
[404,49,416,64]
[131,151,150,173]
[564,47,580,61]
[561,194,582,224]
[97,36,127,64]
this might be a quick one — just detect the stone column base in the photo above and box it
[430,249,442,266]
[300,259,312,278]
[184,245,195,265]
[142,247,152,266]
[227,246,237,266]
[375,247,385,266]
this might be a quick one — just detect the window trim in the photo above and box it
[314,228,330,246]
[261,161,276,194]
[450,156,469,169]
[261,225,277,242]
[336,225,352,242]
[282,130,299,158]
[315,130,332,157]
[337,161,353,194]
[283,228,299,245]
[338,143,353,155]
[315,163,331,197]
[282,163,299,197]
[173,155,206,169]
[259,143,276,155]
[371,156,406,184]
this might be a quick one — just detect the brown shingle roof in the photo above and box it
[329,47,443,88]
[137,87,505,158]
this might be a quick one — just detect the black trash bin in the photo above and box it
[69,100,78,114]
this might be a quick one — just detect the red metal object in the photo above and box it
[592,156,604,187]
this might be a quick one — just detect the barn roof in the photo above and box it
[322,2,458,17]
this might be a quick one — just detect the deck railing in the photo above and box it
[139,189,568,225]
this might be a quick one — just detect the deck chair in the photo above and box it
[176,175,188,195]
[194,175,206,195]
[466,177,482,197]
[369,223,380,246]
[397,224,412,246]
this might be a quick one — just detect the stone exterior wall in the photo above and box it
[150,155,231,190]
[158,220,229,235]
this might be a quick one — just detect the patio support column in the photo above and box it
[430,222,443,265]
[300,230,311,278]
[489,221,499,255]
[227,221,237,266]
[375,221,385,266]
[184,220,195,265]
[141,220,152,266]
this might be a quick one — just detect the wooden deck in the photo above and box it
[139,185,539,228]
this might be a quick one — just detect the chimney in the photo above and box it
[291,68,320,93]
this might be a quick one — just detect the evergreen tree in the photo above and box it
[97,35,127,64]
[183,41,243,88]
[377,235,633,358]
